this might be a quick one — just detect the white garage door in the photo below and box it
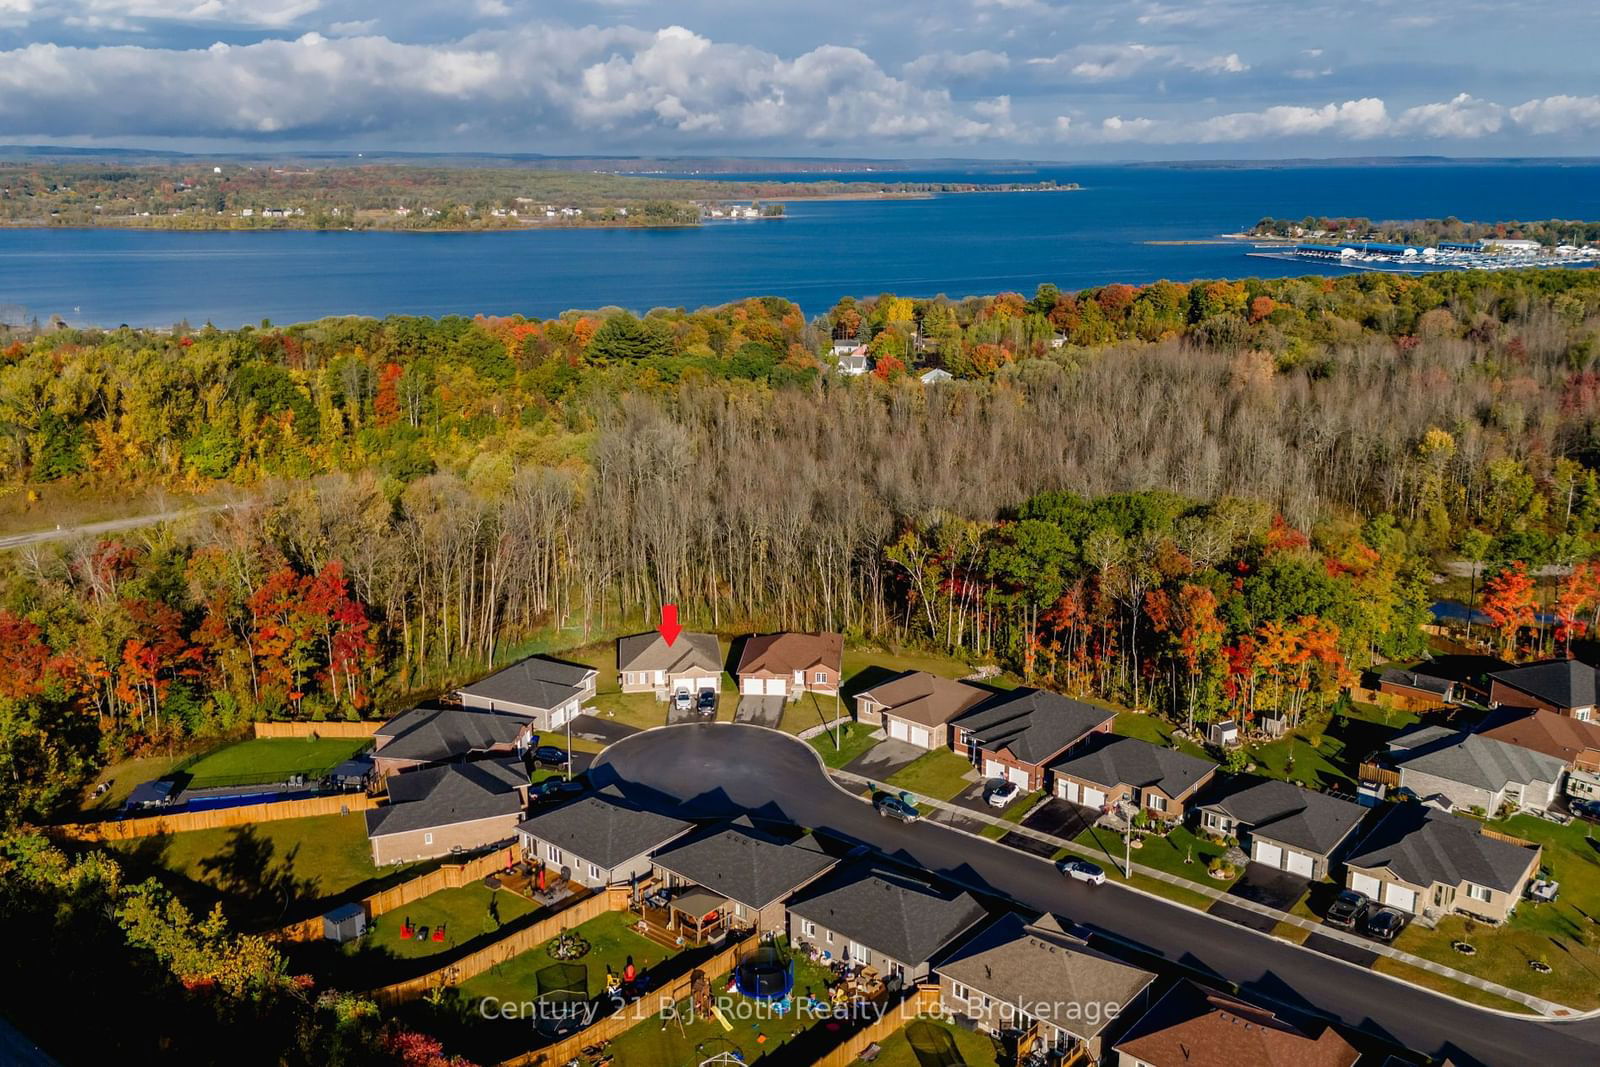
[696,676,719,691]
[1285,850,1316,877]
[742,677,763,695]
[1008,766,1030,789]
[764,677,786,697]
[1383,883,1418,913]
[1253,841,1283,868]
[888,719,910,742]
[983,759,1006,780]
[1081,786,1106,808]
[1350,873,1382,900]
[1060,781,1080,803]
[909,726,931,749]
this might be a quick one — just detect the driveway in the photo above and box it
[842,738,928,781]
[668,703,716,726]
[590,724,1597,1066]
[734,694,786,728]
[1207,898,1281,934]
[1228,861,1311,912]
[1020,797,1099,840]
[1305,931,1380,967]
[566,714,640,747]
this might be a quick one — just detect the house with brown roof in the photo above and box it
[1478,705,1600,801]
[1113,982,1358,1067]
[854,670,991,750]
[950,688,1118,792]
[938,912,1156,1063]
[616,631,723,701]
[735,632,843,700]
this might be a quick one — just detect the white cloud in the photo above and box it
[902,49,1010,83]
[1394,93,1503,138]
[1508,94,1600,134]
[1031,43,1248,81]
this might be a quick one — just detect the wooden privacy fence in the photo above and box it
[369,885,623,1008]
[812,984,944,1067]
[56,790,377,842]
[254,721,384,739]
[275,846,519,942]
[495,932,757,1067]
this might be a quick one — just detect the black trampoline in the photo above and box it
[533,961,589,1035]
[733,940,793,1000]
[905,1019,966,1067]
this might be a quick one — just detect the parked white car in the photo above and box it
[1057,858,1106,885]
[986,780,1020,808]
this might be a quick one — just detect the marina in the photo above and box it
[1251,236,1600,273]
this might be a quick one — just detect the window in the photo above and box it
[801,920,816,938]
[815,671,828,684]
[1578,708,1593,722]
[849,941,869,964]
[1466,883,1492,902]
[825,930,834,944]
[588,863,601,880]
[950,981,969,1003]
[1145,794,1168,812]
[734,902,745,918]
[423,832,433,845]
[885,959,905,980]
[547,845,563,865]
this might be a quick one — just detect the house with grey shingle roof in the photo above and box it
[365,757,529,866]
[1343,803,1541,922]
[1382,725,1565,814]
[854,671,992,750]
[786,860,989,984]
[1048,735,1218,822]
[371,705,535,778]
[456,654,597,731]
[1489,658,1600,720]
[515,786,692,889]
[650,816,837,934]
[616,632,723,701]
[936,912,1156,1061]
[1196,777,1365,879]
[950,688,1117,792]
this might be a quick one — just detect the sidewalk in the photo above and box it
[832,767,1572,1018]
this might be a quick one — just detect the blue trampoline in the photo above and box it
[733,941,793,1000]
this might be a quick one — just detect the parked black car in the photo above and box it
[532,777,587,802]
[1570,797,1600,822]
[696,687,718,715]
[1365,907,1405,942]
[1325,888,1371,929]
[532,745,570,768]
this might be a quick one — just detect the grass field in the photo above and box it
[808,722,882,769]
[885,748,977,802]
[606,949,839,1065]
[106,811,426,928]
[456,910,671,1007]
[77,750,190,815]
[1112,712,1210,760]
[1370,957,1534,1013]
[178,736,371,786]
[1074,823,1238,888]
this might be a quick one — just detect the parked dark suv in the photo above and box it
[1365,907,1405,942]
[696,687,718,716]
[1325,888,1370,929]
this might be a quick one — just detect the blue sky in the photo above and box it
[0,0,1595,158]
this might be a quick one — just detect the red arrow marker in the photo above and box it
[658,603,682,646]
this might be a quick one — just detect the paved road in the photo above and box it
[592,723,1600,1067]
[0,505,230,550]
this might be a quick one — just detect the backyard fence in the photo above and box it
[55,790,377,842]
[811,984,943,1067]
[253,721,384,739]
[494,931,757,1067]
[274,846,520,942]
[368,885,623,1009]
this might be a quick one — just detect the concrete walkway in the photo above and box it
[831,766,1571,1017]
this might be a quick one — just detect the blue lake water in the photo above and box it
[2,162,1598,328]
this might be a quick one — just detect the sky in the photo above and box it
[0,1,1596,160]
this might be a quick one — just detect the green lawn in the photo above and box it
[1075,823,1239,888]
[178,736,371,787]
[1369,957,1535,1014]
[1390,813,1600,1010]
[1113,712,1210,760]
[105,811,426,928]
[885,748,977,802]
[1231,700,1424,792]
[808,722,882,769]
[606,949,839,1065]
[456,910,671,1007]
[856,1017,1001,1067]
[76,750,190,816]
[981,790,1043,840]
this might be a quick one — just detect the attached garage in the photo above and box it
[763,677,787,697]
[695,675,720,691]
[1284,849,1316,878]
[742,677,764,695]
[1007,766,1030,789]
[908,725,932,749]
[1350,872,1382,900]
[1080,785,1106,809]
[983,759,1006,780]
[1253,841,1283,868]
[1060,781,1079,803]
[1383,882,1418,913]
[888,719,910,742]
